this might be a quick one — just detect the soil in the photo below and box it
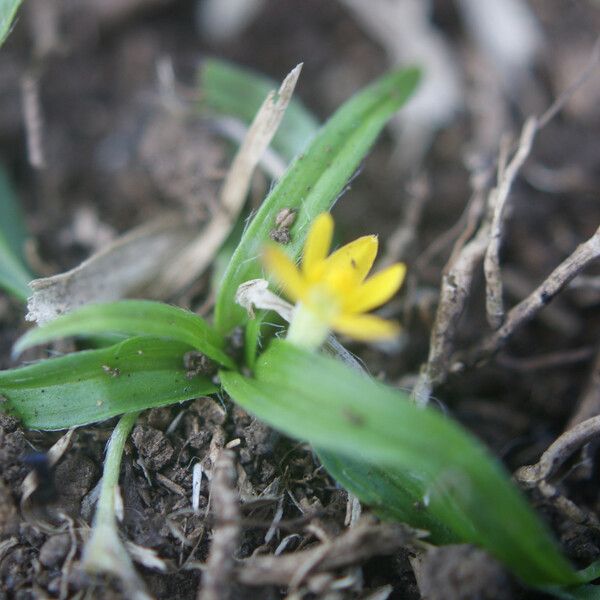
[1,0,600,599]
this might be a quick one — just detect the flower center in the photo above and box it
[305,284,341,323]
[286,302,331,350]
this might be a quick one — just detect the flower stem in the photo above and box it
[94,411,139,528]
[83,411,149,599]
[286,303,330,351]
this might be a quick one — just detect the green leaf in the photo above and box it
[0,165,33,301]
[0,336,216,430]
[243,312,263,369]
[0,236,31,301]
[214,67,421,336]
[317,450,456,543]
[14,300,235,369]
[201,58,319,162]
[0,0,22,46]
[543,581,600,600]
[220,339,583,587]
[0,165,28,262]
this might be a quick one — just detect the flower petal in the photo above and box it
[325,235,378,282]
[332,313,400,341]
[302,213,333,278]
[345,263,406,313]
[262,245,306,302]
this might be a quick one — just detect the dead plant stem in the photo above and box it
[459,226,600,368]
[198,449,240,600]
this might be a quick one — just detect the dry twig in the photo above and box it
[21,0,63,170]
[484,118,536,329]
[21,74,46,169]
[198,449,240,600]
[412,173,491,407]
[501,267,579,335]
[458,225,600,369]
[432,115,538,391]
[515,416,600,531]
[413,40,600,405]
[235,517,423,587]
[156,64,302,295]
[517,416,600,485]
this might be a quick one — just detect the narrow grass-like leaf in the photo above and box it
[0,165,33,301]
[0,336,216,429]
[317,450,456,543]
[0,166,28,262]
[83,411,147,594]
[220,339,583,587]
[243,312,263,369]
[14,300,235,369]
[201,58,319,162]
[0,0,22,46]
[0,236,31,301]
[544,584,600,600]
[214,67,420,335]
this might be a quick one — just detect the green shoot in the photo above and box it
[82,412,150,599]
[214,67,420,335]
[0,0,22,46]
[0,165,33,301]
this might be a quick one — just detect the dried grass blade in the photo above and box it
[154,64,303,295]
[26,214,194,324]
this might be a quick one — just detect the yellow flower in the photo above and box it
[263,212,406,348]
